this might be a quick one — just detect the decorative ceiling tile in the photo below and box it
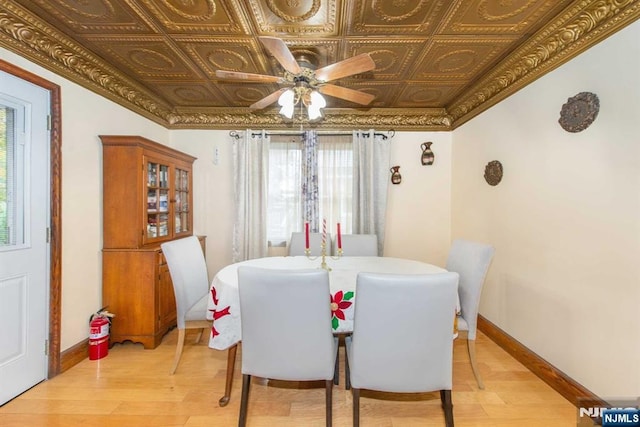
[248,0,338,35]
[0,0,637,130]
[318,81,383,108]
[84,36,199,80]
[344,39,424,80]
[13,0,152,33]
[439,0,574,35]
[396,83,464,108]
[410,37,519,80]
[150,82,224,107]
[216,83,282,107]
[179,38,270,78]
[138,0,249,33]
[345,0,449,35]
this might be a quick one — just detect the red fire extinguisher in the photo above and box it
[89,307,114,360]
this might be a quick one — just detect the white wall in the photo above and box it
[452,21,640,397]
[384,131,452,265]
[171,130,235,277]
[1,47,169,350]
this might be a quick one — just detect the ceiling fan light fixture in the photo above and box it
[278,89,295,119]
[276,86,326,121]
[307,90,326,120]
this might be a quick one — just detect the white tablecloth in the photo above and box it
[206,256,447,350]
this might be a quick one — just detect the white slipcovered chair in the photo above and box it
[446,239,495,389]
[334,234,378,256]
[160,236,212,375]
[345,272,459,427]
[288,231,332,256]
[237,266,339,427]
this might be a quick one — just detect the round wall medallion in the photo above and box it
[558,92,599,133]
[484,160,503,186]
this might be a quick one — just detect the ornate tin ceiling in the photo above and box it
[1,1,638,130]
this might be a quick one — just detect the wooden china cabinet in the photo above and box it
[100,135,204,349]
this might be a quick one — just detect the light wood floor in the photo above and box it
[0,329,581,426]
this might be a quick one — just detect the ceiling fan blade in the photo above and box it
[250,88,288,110]
[258,36,302,75]
[319,84,375,106]
[315,53,376,82]
[215,70,283,83]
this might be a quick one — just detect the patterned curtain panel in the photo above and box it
[232,130,270,262]
[352,129,391,255]
[301,131,319,232]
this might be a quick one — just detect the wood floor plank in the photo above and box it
[0,328,582,426]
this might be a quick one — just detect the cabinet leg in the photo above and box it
[218,343,238,407]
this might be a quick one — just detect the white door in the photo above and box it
[0,70,50,405]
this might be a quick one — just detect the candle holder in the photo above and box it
[305,243,342,271]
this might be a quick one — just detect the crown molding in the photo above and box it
[167,107,452,130]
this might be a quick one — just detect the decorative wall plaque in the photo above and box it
[420,141,435,165]
[558,92,599,132]
[390,166,402,184]
[484,161,503,186]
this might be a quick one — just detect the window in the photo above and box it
[0,104,23,248]
[267,136,303,246]
[233,129,389,262]
[317,136,353,232]
[267,133,353,246]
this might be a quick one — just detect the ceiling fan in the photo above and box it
[215,37,376,118]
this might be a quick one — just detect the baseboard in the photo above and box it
[477,315,606,408]
[60,338,88,373]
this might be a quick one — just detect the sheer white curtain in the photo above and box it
[317,133,353,235]
[352,130,391,255]
[267,134,303,245]
[232,130,270,262]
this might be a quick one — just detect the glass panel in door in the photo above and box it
[0,106,20,247]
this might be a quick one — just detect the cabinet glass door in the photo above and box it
[146,160,170,240]
[174,168,190,234]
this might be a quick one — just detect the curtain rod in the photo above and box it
[229,130,394,140]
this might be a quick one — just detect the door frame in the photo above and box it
[0,58,62,378]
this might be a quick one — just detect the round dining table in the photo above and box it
[206,255,449,406]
